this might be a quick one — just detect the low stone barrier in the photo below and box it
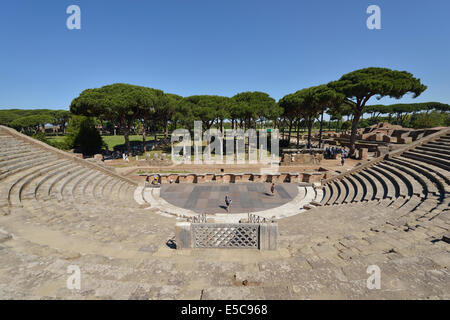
[175,221,277,250]
[143,172,328,184]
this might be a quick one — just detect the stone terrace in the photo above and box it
[0,125,449,299]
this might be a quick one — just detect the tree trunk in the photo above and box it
[142,122,147,153]
[318,112,324,148]
[296,119,300,148]
[164,121,169,141]
[123,126,131,154]
[287,119,293,143]
[307,117,313,149]
[349,109,362,157]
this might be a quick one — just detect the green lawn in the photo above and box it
[47,136,66,143]
[101,135,157,150]
[48,135,162,151]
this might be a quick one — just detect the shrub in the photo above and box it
[341,120,352,132]
[65,116,105,155]
[410,111,447,129]
[31,132,49,143]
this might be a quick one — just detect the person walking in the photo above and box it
[341,155,346,166]
[270,183,275,196]
[225,194,232,213]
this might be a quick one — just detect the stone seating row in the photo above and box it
[318,133,450,220]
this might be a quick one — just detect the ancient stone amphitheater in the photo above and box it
[0,125,449,299]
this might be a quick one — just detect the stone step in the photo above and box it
[365,167,394,199]
[346,175,364,203]
[0,154,58,180]
[341,177,355,204]
[396,155,450,186]
[359,169,383,201]
[8,159,71,206]
[387,157,443,197]
[0,149,44,164]
[376,163,412,197]
[37,165,86,200]
[381,161,427,198]
[26,162,76,200]
[336,178,350,204]
[352,172,372,201]
[326,181,340,206]
[320,184,332,205]
[416,145,450,155]
[403,150,450,172]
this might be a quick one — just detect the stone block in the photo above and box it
[288,173,300,183]
[175,222,191,249]
[204,174,214,183]
[279,173,288,183]
[196,174,205,183]
[398,137,413,144]
[233,174,242,183]
[178,174,188,183]
[215,174,224,183]
[358,148,368,160]
[252,174,262,182]
[382,135,397,143]
[185,174,196,183]
[376,146,390,158]
[168,174,179,183]
[160,175,169,184]
[259,223,278,250]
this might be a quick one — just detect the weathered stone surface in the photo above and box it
[0,125,449,300]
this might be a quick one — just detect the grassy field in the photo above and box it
[48,135,160,150]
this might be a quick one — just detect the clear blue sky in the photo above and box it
[0,0,449,111]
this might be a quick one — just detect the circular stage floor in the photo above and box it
[160,183,298,214]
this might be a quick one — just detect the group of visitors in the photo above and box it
[325,146,348,161]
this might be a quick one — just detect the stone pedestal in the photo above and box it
[376,146,390,158]
[358,148,368,160]
[215,174,224,183]
[382,135,397,143]
[288,173,299,183]
[398,137,412,144]
[204,174,214,183]
[233,174,242,183]
[168,174,178,184]
[175,222,191,249]
[259,223,278,250]
[279,173,288,183]
[223,174,232,183]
